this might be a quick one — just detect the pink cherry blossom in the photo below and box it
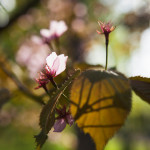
[35,52,67,90]
[45,52,68,77]
[40,20,68,41]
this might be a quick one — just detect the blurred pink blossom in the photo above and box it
[53,106,74,132]
[40,20,68,42]
[16,36,50,78]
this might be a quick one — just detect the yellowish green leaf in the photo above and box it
[70,69,132,150]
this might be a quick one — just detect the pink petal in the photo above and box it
[40,29,51,38]
[31,35,43,44]
[46,52,57,68]
[16,45,32,65]
[53,119,66,132]
[51,56,60,76]
[49,21,58,36]
[55,55,68,76]
[66,114,74,126]
[41,20,68,40]
[56,21,68,37]
[96,30,102,34]
[49,20,58,30]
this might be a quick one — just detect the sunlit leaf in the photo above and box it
[130,76,150,104]
[35,69,80,149]
[70,69,132,150]
[74,62,103,71]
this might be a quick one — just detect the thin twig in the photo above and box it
[0,60,45,105]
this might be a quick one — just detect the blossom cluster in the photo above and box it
[35,51,73,132]
[16,20,74,132]
[34,20,73,132]
[16,20,68,78]
[16,19,115,133]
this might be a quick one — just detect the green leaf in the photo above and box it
[34,131,48,150]
[70,69,132,150]
[130,76,150,104]
[39,93,60,134]
[35,69,80,149]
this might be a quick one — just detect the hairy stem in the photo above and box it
[105,37,109,70]
[49,77,58,89]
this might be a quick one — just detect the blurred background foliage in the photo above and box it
[0,0,150,149]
